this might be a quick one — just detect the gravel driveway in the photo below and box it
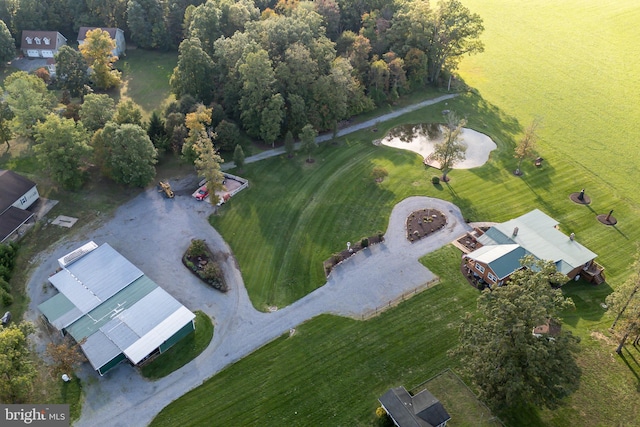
[24,94,468,426]
[26,186,471,426]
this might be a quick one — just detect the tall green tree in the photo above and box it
[0,101,14,151]
[284,129,294,158]
[426,0,484,83]
[454,257,580,410]
[299,123,317,163]
[34,114,92,190]
[79,94,116,132]
[260,93,284,147]
[4,71,55,137]
[607,254,640,353]
[55,46,90,98]
[127,0,170,50]
[214,119,239,152]
[431,112,466,182]
[514,118,541,175]
[93,122,158,187]
[113,99,143,126]
[239,48,276,138]
[0,19,15,65]
[147,110,168,152]
[193,132,224,206]
[79,28,122,90]
[0,322,37,403]
[233,144,245,171]
[170,38,216,104]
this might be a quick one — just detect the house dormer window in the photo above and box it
[34,37,41,45]
[43,37,50,45]
[25,37,32,44]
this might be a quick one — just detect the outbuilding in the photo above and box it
[0,169,39,243]
[38,241,196,375]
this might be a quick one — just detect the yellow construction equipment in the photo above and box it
[158,181,174,198]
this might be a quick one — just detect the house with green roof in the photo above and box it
[463,209,603,286]
[38,241,195,375]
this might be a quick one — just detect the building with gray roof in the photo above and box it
[0,169,39,243]
[39,242,195,375]
[379,386,451,427]
[464,209,601,286]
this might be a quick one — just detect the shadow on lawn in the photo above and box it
[561,280,613,327]
[619,346,640,388]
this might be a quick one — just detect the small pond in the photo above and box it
[379,123,497,169]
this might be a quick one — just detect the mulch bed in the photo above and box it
[597,213,617,226]
[182,242,228,292]
[323,234,385,277]
[569,191,591,204]
[406,209,447,242]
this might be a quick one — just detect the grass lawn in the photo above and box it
[151,246,480,427]
[141,311,214,380]
[117,49,177,119]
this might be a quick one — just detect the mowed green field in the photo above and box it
[459,0,640,203]
[155,2,640,426]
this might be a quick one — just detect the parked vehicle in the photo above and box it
[192,185,209,201]
[1,311,10,326]
[158,181,174,198]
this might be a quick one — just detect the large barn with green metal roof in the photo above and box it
[39,241,195,375]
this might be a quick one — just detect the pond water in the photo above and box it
[379,123,497,169]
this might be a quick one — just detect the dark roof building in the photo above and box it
[38,242,196,375]
[20,31,67,58]
[379,386,451,427]
[0,170,39,243]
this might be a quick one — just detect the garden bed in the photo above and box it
[182,239,228,292]
[323,233,385,277]
[406,209,447,242]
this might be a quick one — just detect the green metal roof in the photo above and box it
[38,292,77,325]
[66,275,157,341]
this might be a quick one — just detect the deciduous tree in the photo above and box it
[0,101,14,151]
[34,114,92,190]
[607,254,640,353]
[4,71,55,137]
[214,119,239,152]
[79,28,121,90]
[284,130,294,158]
[299,123,317,162]
[127,0,170,50]
[0,322,37,403]
[453,257,580,410]
[514,118,541,175]
[93,122,158,187]
[193,132,224,206]
[55,45,90,98]
[426,0,484,84]
[79,93,115,133]
[260,93,284,147]
[431,112,466,182]
[0,19,15,65]
[170,38,216,104]
[182,104,212,163]
[45,337,86,378]
[113,99,143,127]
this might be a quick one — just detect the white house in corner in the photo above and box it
[77,27,126,58]
[20,31,67,58]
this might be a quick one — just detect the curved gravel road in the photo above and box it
[24,94,464,426]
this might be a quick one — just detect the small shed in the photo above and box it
[0,169,39,243]
[379,386,451,427]
[20,31,67,58]
[77,27,126,58]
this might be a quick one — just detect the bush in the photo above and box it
[431,176,440,185]
[201,262,221,281]
[361,237,369,248]
[1,289,13,306]
[187,239,207,258]
[185,260,196,271]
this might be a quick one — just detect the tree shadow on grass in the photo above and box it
[619,346,640,389]
[560,280,613,326]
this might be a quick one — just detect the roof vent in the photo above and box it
[513,227,519,236]
[570,233,575,241]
